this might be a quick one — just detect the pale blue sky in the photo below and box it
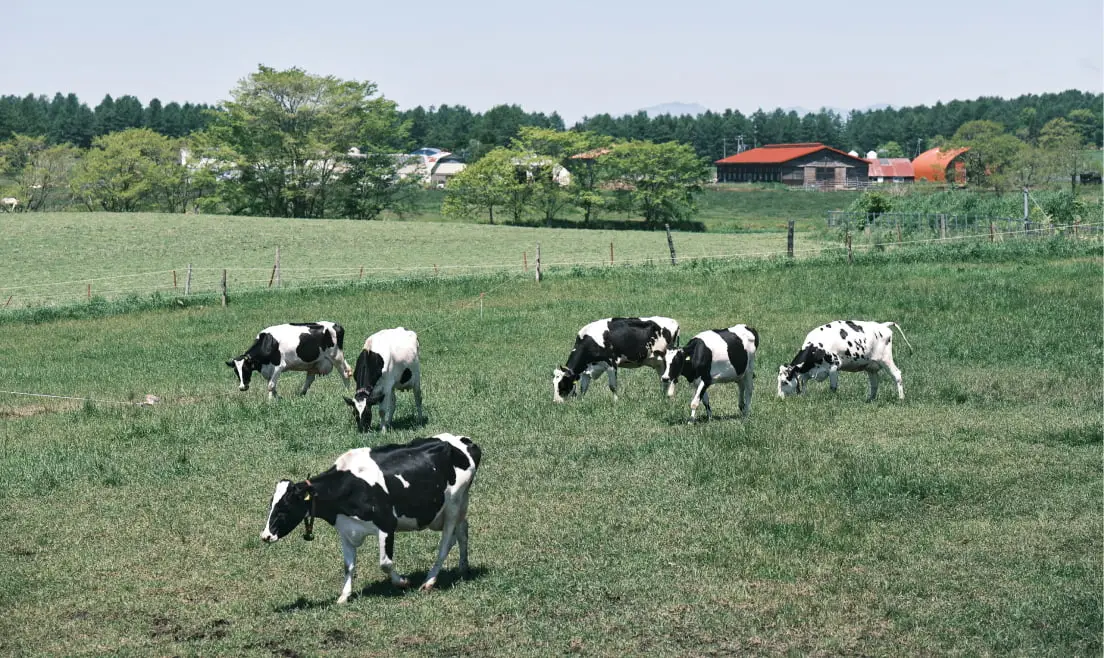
[3,0,1101,123]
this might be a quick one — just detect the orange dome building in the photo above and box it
[912,147,969,183]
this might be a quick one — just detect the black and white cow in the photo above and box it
[344,327,423,433]
[777,320,912,401]
[226,321,353,399]
[661,324,759,422]
[552,316,680,403]
[260,433,482,604]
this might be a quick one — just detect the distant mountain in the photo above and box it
[640,102,710,118]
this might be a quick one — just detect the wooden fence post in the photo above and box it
[665,224,678,265]
[173,270,177,289]
[87,283,91,300]
[896,220,902,243]
[221,269,227,307]
[185,263,192,295]
[535,243,543,283]
[989,222,995,242]
[846,232,853,264]
[275,247,281,288]
[523,251,528,272]
[3,295,11,308]
[610,241,614,266]
[939,215,947,240]
[786,220,795,258]
[359,265,364,279]
[1073,220,1079,238]
[479,292,484,320]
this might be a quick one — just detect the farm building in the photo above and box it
[867,158,915,183]
[912,146,969,183]
[395,147,467,187]
[715,143,871,189]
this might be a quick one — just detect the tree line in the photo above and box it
[0,66,1098,222]
[4,83,1098,163]
[0,93,211,147]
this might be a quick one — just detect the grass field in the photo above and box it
[1,237,1100,656]
[0,211,833,310]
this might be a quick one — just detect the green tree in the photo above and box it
[511,127,592,226]
[334,151,420,220]
[69,128,182,211]
[951,120,1026,192]
[442,148,522,224]
[874,141,905,158]
[605,140,710,226]
[205,65,403,218]
[1039,117,1086,192]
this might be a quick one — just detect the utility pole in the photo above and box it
[736,135,746,154]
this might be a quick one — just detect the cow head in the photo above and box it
[344,388,385,432]
[660,349,686,398]
[777,365,802,398]
[552,366,578,403]
[226,356,256,391]
[260,480,312,542]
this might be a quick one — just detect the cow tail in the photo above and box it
[887,322,914,354]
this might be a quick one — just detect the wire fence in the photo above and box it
[2,222,1101,311]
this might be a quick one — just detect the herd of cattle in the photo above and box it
[240,315,910,603]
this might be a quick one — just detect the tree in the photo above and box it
[333,151,420,220]
[605,140,710,226]
[874,141,905,158]
[442,148,524,224]
[205,65,404,218]
[951,120,1026,192]
[511,127,592,226]
[69,128,183,211]
[1038,117,1085,192]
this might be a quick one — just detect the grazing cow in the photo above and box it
[661,324,759,422]
[344,327,423,433]
[260,433,482,604]
[552,316,680,403]
[226,321,353,399]
[777,320,912,401]
[1,197,18,212]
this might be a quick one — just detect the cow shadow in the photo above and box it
[272,566,488,612]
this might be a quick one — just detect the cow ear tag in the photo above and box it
[303,492,311,501]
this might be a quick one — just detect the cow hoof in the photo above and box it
[337,595,350,605]
[396,577,411,589]
[419,581,436,592]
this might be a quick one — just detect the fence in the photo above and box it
[2,221,1099,311]
[829,211,1033,237]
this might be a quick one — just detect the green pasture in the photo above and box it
[0,212,832,310]
[0,238,1100,656]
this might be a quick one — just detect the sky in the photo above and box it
[3,0,1101,124]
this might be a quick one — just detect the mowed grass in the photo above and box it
[0,212,828,309]
[0,240,1100,656]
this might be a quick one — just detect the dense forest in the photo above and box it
[2,88,1099,160]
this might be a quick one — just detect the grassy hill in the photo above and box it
[1,239,1100,656]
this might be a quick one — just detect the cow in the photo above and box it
[226,321,353,399]
[260,433,482,604]
[1,197,18,212]
[777,320,912,401]
[660,324,759,422]
[552,316,680,403]
[344,327,423,433]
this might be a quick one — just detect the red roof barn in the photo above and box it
[715,143,871,189]
[867,158,915,182]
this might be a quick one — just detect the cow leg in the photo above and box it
[882,359,905,400]
[739,371,754,418]
[266,367,284,400]
[866,369,880,402]
[828,368,840,392]
[379,390,397,433]
[414,382,425,423]
[299,373,316,396]
[700,388,712,420]
[337,536,359,604]
[456,519,470,575]
[378,531,409,588]
[336,351,354,387]
[688,379,709,423]
[607,366,619,402]
[420,515,460,592]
